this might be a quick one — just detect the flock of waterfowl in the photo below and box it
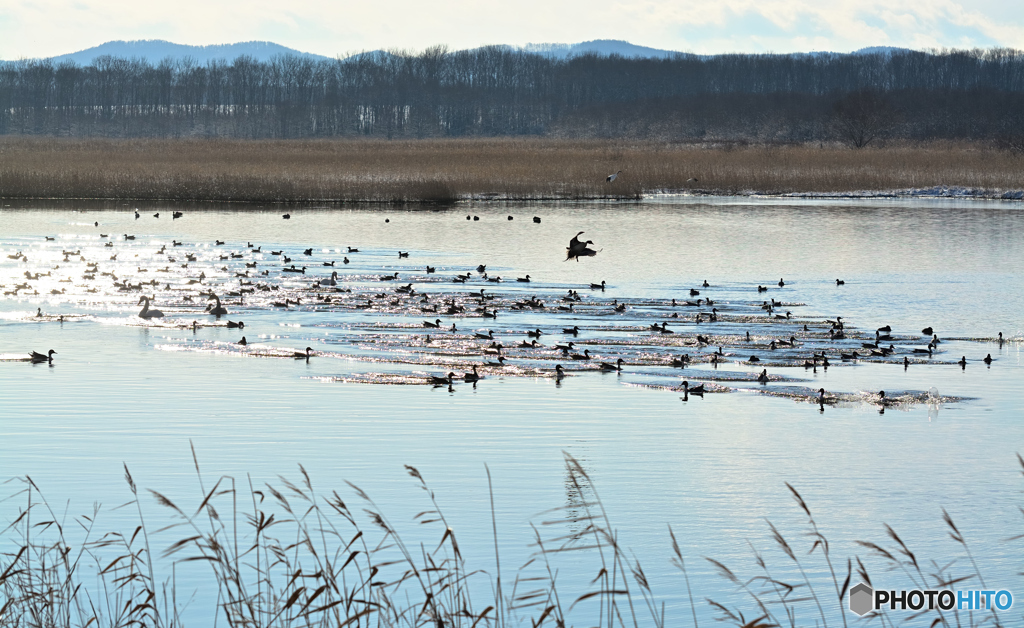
[2,210,1013,412]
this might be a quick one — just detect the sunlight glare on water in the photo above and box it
[1,198,1023,625]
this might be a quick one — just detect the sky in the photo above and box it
[1,0,1022,60]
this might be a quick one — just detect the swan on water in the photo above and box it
[138,295,164,319]
[207,294,228,316]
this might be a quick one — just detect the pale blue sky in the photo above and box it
[2,0,1022,60]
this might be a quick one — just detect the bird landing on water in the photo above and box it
[566,231,600,262]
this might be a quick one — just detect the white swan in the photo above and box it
[207,294,228,316]
[138,296,164,319]
[321,271,338,286]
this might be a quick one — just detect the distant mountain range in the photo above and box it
[519,40,683,59]
[8,39,915,66]
[41,40,333,65]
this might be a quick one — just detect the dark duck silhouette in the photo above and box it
[565,232,599,261]
[30,349,57,363]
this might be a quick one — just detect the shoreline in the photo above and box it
[2,136,1022,205]
[3,186,1022,207]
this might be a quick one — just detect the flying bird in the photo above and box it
[606,170,622,182]
[565,231,599,262]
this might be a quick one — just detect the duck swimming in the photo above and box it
[29,349,57,363]
[757,369,769,383]
[226,320,245,329]
[429,372,456,385]
[463,365,481,383]
[138,295,164,319]
[681,380,705,395]
[599,358,624,372]
[293,347,314,359]
[670,355,690,368]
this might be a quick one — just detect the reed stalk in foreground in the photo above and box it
[0,137,1021,203]
[1,452,1021,627]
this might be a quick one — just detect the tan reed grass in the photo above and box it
[1,452,1021,627]
[0,137,1021,204]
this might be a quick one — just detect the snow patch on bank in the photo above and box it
[779,186,1024,200]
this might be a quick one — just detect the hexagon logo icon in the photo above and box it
[849,583,874,616]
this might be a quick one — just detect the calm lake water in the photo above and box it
[2,197,1023,626]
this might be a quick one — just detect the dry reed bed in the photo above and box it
[0,137,1021,203]
[2,451,1021,628]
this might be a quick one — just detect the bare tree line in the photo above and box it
[1,46,1023,144]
